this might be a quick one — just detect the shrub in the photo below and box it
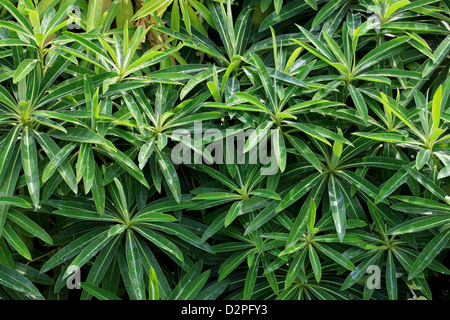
[0,0,449,300]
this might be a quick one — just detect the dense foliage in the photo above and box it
[0,0,449,300]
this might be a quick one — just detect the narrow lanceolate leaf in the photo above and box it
[42,142,77,183]
[354,37,410,74]
[138,139,155,169]
[80,236,121,300]
[249,52,277,110]
[92,164,105,215]
[155,149,181,203]
[279,242,307,257]
[131,212,177,224]
[341,252,383,290]
[312,0,346,27]
[13,59,38,83]
[0,196,31,208]
[273,128,286,172]
[286,134,322,173]
[134,227,184,262]
[405,166,448,202]
[177,270,211,300]
[100,146,149,188]
[0,146,21,238]
[309,244,322,283]
[123,92,144,133]
[286,248,308,288]
[21,128,39,208]
[244,255,259,300]
[286,195,316,248]
[387,216,450,235]
[33,131,78,194]
[224,201,244,227]
[168,261,203,299]
[126,230,145,300]
[193,192,242,201]
[0,124,21,186]
[386,251,397,300]
[7,209,52,244]
[328,175,346,242]
[416,149,430,170]
[0,264,44,300]
[409,229,450,280]
[218,250,250,281]
[314,243,355,271]
[348,85,368,123]
[40,229,108,273]
[249,190,281,201]
[3,224,31,260]
[50,128,108,146]
[64,231,113,279]
[277,173,323,212]
[375,168,409,204]
[80,283,121,300]
[432,85,442,131]
[86,0,104,31]
[148,267,159,300]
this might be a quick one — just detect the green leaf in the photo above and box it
[375,168,409,204]
[432,85,442,131]
[0,196,31,208]
[249,52,277,111]
[273,128,286,172]
[155,149,181,203]
[341,252,383,290]
[387,216,450,235]
[7,209,52,244]
[134,227,184,262]
[244,255,259,300]
[42,142,76,183]
[409,228,450,280]
[0,124,21,186]
[312,0,347,28]
[86,0,103,32]
[328,175,346,242]
[224,200,244,227]
[308,244,322,283]
[386,250,397,300]
[314,243,355,271]
[148,267,159,300]
[131,212,177,224]
[348,85,368,123]
[0,264,44,300]
[218,249,250,281]
[125,230,145,300]
[40,229,108,273]
[416,149,431,170]
[3,223,31,260]
[13,59,38,83]
[177,270,211,300]
[249,189,281,200]
[100,146,149,189]
[286,248,308,287]
[277,172,323,212]
[286,134,322,173]
[80,283,121,300]
[21,127,39,208]
[193,192,242,201]
[354,37,410,74]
